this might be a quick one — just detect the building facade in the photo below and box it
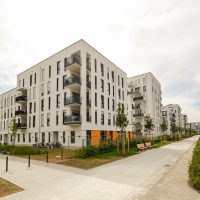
[127,72,162,136]
[0,40,128,147]
[187,122,200,135]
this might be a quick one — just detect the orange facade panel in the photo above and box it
[91,130,100,145]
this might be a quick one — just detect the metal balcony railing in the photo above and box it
[133,113,144,117]
[133,96,144,101]
[17,123,27,129]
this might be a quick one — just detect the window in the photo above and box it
[34,73,36,84]
[118,89,121,99]
[42,69,45,82]
[101,95,104,108]
[94,59,97,72]
[57,61,60,75]
[29,133,31,143]
[95,76,97,89]
[56,111,59,125]
[101,111,104,125]
[71,131,75,143]
[35,133,38,143]
[112,71,114,82]
[118,75,120,86]
[41,84,44,96]
[41,99,44,111]
[23,134,25,143]
[95,93,97,107]
[143,86,146,92]
[108,113,111,125]
[33,115,35,127]
[122,78,124,88]
[56,94,60,108]
[49,65,51,78]
[47,113,50,126]
[17,134,20,142]
[29,116,31,128]
[108,98,110,110]
[113,85,115,97]
[57,78,59,91]
[122,91,124,101]
[95,110,97,124]
[113,114,115,126]
[108,83,110,95]
[47,81,51,94]
[63,132,65,143]
[101,79,104,92]
[33,87,36,99]
[101,63,104,76]
[23,79,25,87]
[30,75,32,86]
[112,99,115,111]
[48,132,51,143]
[29,102,32,114]
[48,97,51,110]
[42,132,45,143]
[107,68,109,80]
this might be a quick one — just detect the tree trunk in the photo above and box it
[122,131,125,155]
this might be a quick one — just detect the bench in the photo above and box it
[137,143,148,151]
[145,142,153,149]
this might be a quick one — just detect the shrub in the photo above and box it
[189,139,200,190]
[154,136,161,143]
[166,135,173,141]
[98,143,115,154]
[75,145,98,158]
[0,145,46,155]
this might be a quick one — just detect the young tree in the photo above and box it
[144,117,155,142]
[116,103,129,154]
[160,120,168,141]
[170,122,177,134]
[9,117,18,146]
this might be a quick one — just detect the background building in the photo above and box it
[187,122,200,135]
[127,72,162,136]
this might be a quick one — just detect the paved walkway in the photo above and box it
[0,136,199,200]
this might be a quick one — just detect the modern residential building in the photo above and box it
[180,114,188,129]
[187,122,200,135]
[0,39,128,147]
[127,72,162,136]
[161,105,173,135]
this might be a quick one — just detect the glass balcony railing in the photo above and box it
[133,113,144,117]
[64,76,81,87]
[17,123,27,129]
[15,110,27,116]
[86,81,91,89]
[133,96,144,101]
[64,55,81,68]
[63,115,81,124]
[64,95,81,105]
[15,95,27,102]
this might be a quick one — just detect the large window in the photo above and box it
[57,61,60,75]
[56,94,60,108]
[71,131,75,143]
[101,95,104,109]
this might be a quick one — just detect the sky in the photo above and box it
[0,0,199,122]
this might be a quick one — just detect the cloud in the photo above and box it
[0,0,199,121]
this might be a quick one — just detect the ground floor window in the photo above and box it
[29,133,31,143]
[71,131,75,143]
[63,131,65,143]
[17,134,20,142]
[48,132,51,143]
[42,132,45,143]
[35,133,38,143]
[23,134,25,143]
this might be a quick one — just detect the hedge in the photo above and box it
[0,145,46,155]
[189,139,200,190]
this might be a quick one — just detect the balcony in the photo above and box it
[17,123,27,129]
[64,95,81,108]
[133,96,144,101]
[133,122,142,126]
[15,95,27,103]
[133,113,144,117]
[63,115,81,125]
[64,76,81,90]
[15,110,27,116]
[64,55,81,74]
[86,81,91,89]
[17,87,27,93]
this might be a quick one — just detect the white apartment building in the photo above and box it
[187,122,200,135]
[127,72,162,136]
[0,39,127,147]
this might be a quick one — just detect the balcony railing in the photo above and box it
[63,115,81,124]
[15,110,27,116]
[64,95,81,105]
[133,96,144,101]
[64,55,81,68]
[17,123,27,129]
[86,81,91,89]
[15,95,27,102]
[64,76,81,87]
[86,61,91,71]
[133,113,144,117]
[86,100,91,107]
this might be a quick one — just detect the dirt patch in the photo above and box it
[58,157,122,170]
[0,178,23,197]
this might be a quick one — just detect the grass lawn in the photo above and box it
[0,178,23,197]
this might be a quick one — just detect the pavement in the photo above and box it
[0,135,199,200]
